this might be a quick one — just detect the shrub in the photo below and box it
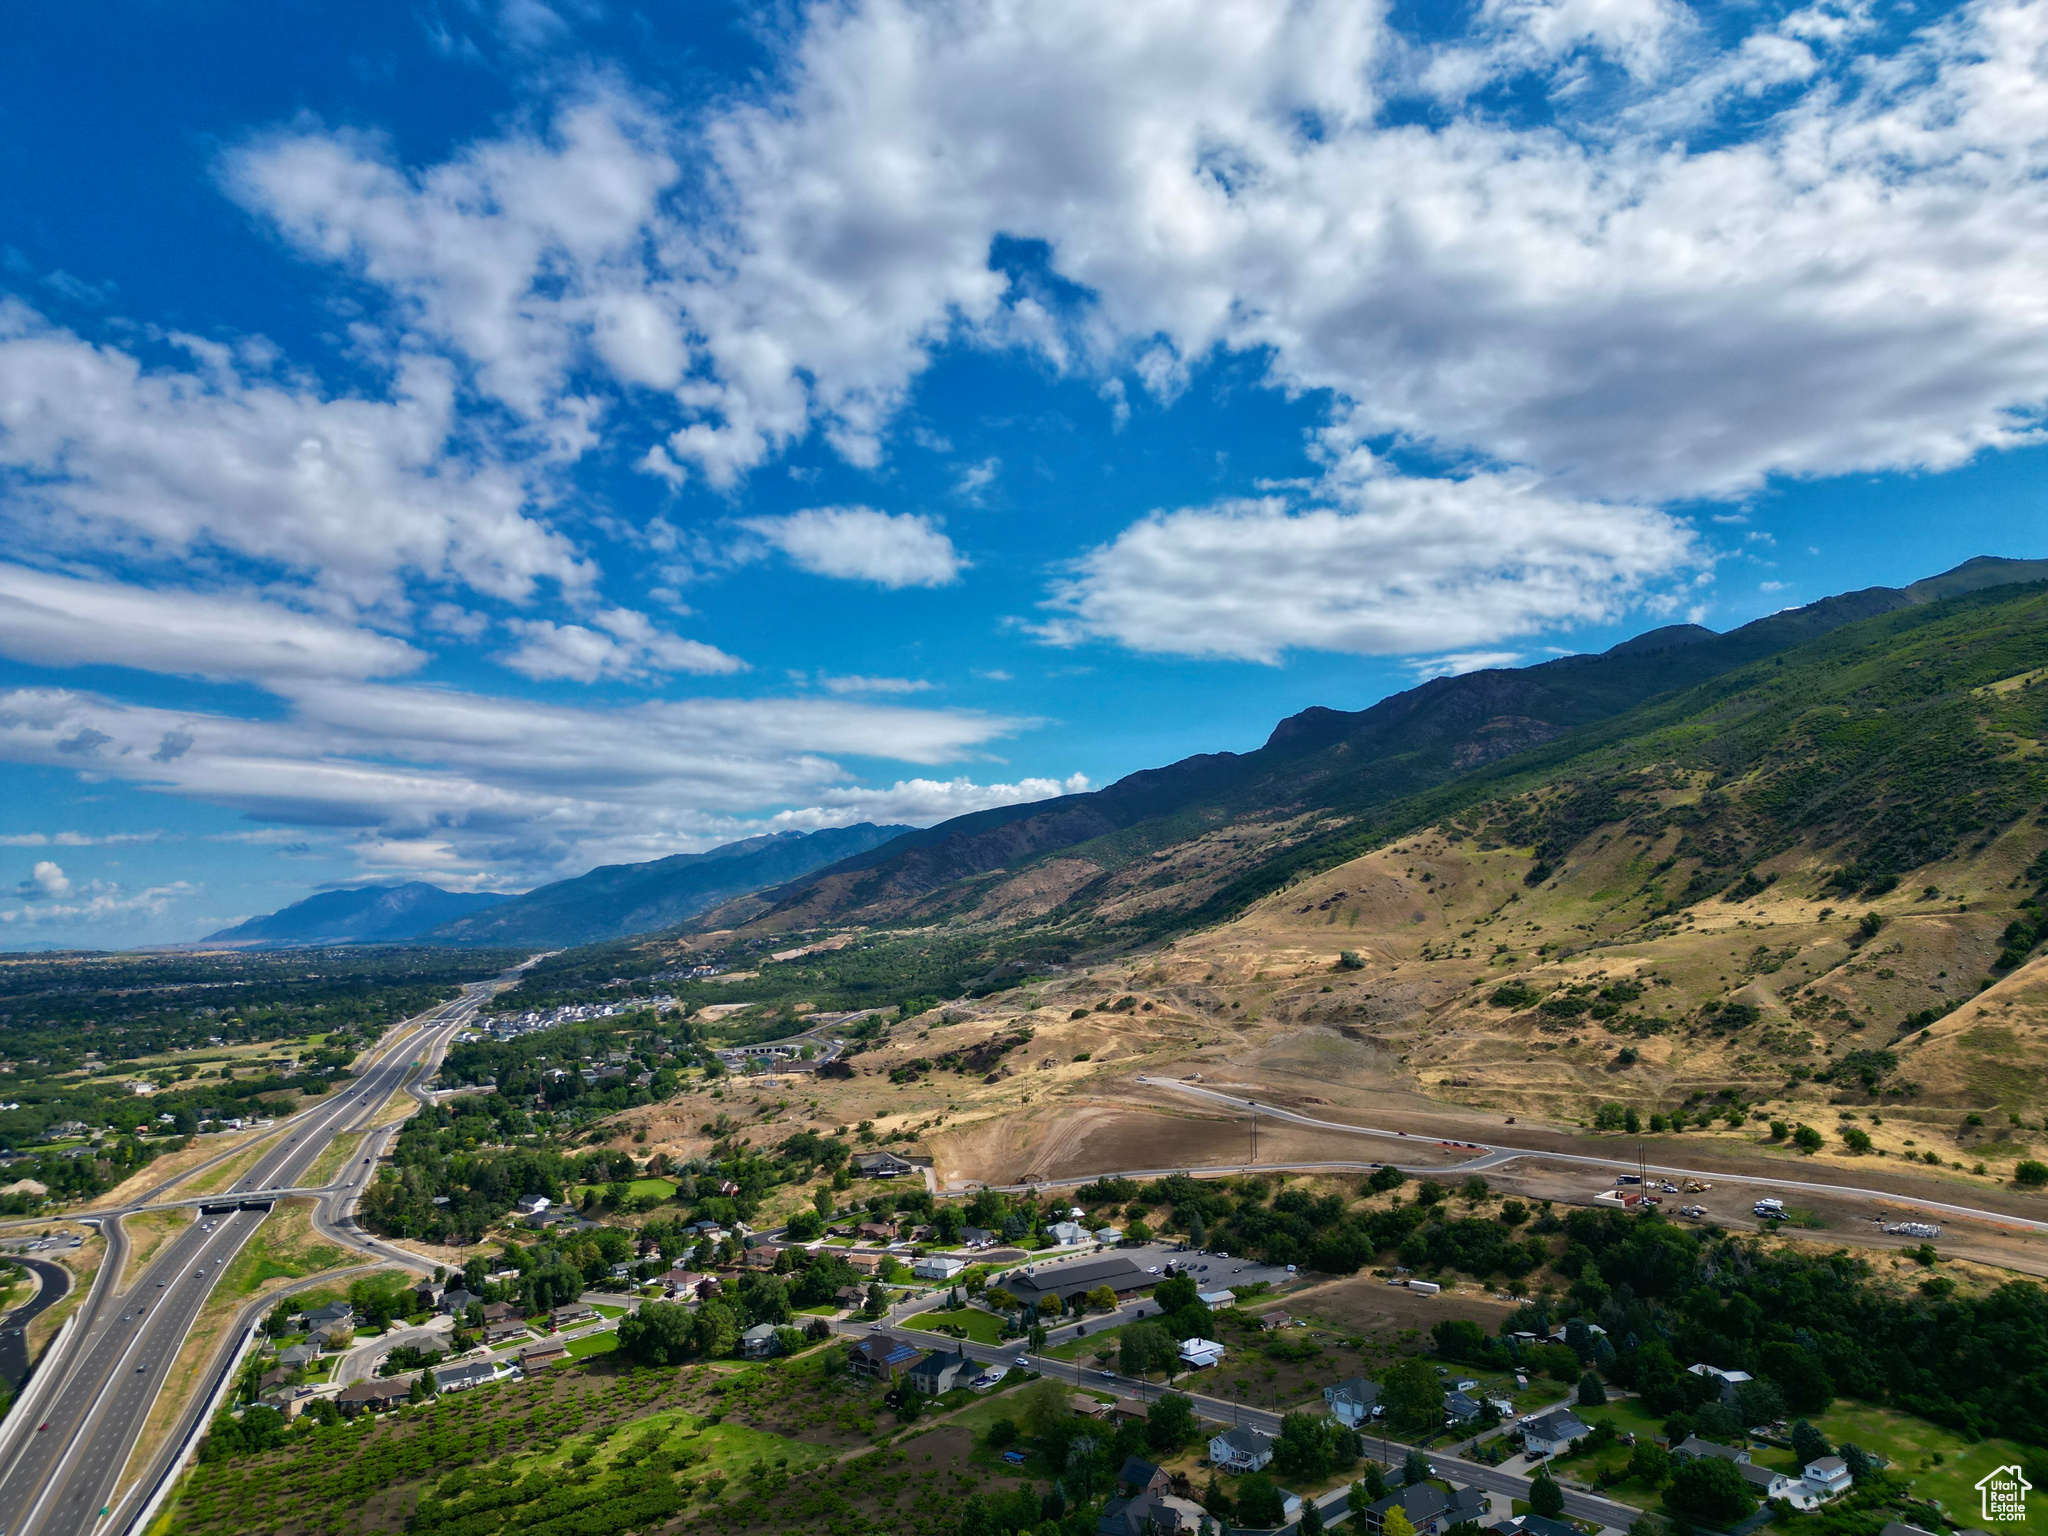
[1489,982,1542,1009]
[2015,1160,2048,1188]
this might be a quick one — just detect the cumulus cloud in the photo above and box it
[0,563,426,682]
[0,878,197,927]
[20,860,70,897]
[769,772,1092,829]
[500,608,746,683]
[818,674,934,695]
[0,301,589,611]
[1041,464,1697,662]
[0,682,1038,883]
[216,0,2048,514]
[740,508,965,588]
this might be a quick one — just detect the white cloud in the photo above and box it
[1409,651,1525,679]
[0,681,1029,884]
[0,301,589,611]
[769,772,1091,829]
[500,608,745,683]
[0,563,425,682]
[0,878,197,928]
[741,507,965,588]
[0,830,163,847]
[1041,464,1696,662]
[818,674,933,695]
[954,456,1001,503]
[21,860,70,897]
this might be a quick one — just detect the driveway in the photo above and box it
[333,1320,452,1386]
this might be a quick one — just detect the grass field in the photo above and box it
[302,1132,363,1188]
[567,1177,676,1204]
[1810,1399,2045,1521]
[222,1202,352,1299]
[591,1303,626,1319]
[907,1308,1007,1345]
[565,1331,619,1358]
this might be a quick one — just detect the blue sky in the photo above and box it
[4,0,2048,947]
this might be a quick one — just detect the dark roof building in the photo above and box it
[336,1379,407,1416]
[1001,1256,1151,1307]
[848,1333,921,1379]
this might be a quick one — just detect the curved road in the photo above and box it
[0,1259,73,1392]
[0,963,529,1536]
[1125,1077,2048,1234]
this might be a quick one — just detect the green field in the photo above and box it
[565,1331,620,1358]
[1810,1399,2044,1522]
[567,1177,676,1204]
[907,1308,1007,1346]
[591,1303,626,1319]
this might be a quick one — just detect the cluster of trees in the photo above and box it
[962,1381,1203,1536]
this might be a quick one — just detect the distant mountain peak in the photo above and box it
[204,881,511,947]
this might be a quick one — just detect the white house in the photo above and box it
[1196,1289,1236,1308]
[1520,1407,1592,1458]
[1686,1362,1754,1403]
[1803,1458,1852,1500]
[1324,1377,1382,1426]
[1047,1221,1087,1247]
[912,1255,967,1281]
[1208,1426,1273,1472]
[1178,1337,1225,1368]
[515,1194,551,1217]
[1094,1227,1124,1245]
[1739,1464,1806,1504]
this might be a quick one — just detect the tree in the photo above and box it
[408,1371,433,1403]
[1668,1457,1756,1522]
[1235,1473,1286,1528]
[1276,1411,1355,1481]
[1529,1469,1565,1519]
[1383,1508,1418,1536]
[1840,1444,1874,1482]
[1403,1448,1431,1486]
[1118,1321,1175,1377]
[1084,1285,1119,1314]
[1578,1370,1608,1406]
[1629,1443,1671,1486]
[1366,1166,1406,1194]
[1733,1374,1787,1426]
[1301,1498,1326,1536]
[1793,1124,1824,1153]
[2015,1159,2048,1188]
[1203,1474,1232,1515]
[1790,1420,1832,1464]
[1354,1462,1388,1504]
[1384,1357,1442,1430]
[1147,1393,1197,1450]
[617,1300,695,1366]
[1019,1376,1071,1438]
[864,1282,889,1316]
[986,1417,1019,1449]
[692,1299,738,1358]
[784,1208,824,1241]
[1840,1127,1872,1154]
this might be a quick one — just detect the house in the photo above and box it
[1208,1425,1273,1472]
[1070,1393,1111,1418]
[660,1269,707,1299]
[1002,1256,1150,1308]
[846,1252,885,1275]
[259,1365,293,1394]
[1444,1487,1487,1529]
[1118,1457,1170,1494]
[1364,1483,1450,1536]
[1686,1362,1755,1403]
[1672,1436,1751,1465]
[482,1300,522,1325]
[848,1333,921,1380]
[438,1288,479,1316]
[913,1255,967,1281]
[1739,1463,1806,1502]
[515,1194,551,1216]
[1094,1228,1123,1246]
[1520,1407,1592,1458]
[739,1323,781,1359]
[1098,1489,1219,1536]
[1324,1377,1382,1426]
[1804,1457,1852,1499]
[520,1340,568,1370]
[277,1341,320,1371]
[1196,1290,1236,1308]
[433,1360,499,1393]
[742,1244,782,1269]
[856,1222,898,1243]
[551,1301,597,1328]
[961,1227,997,1249]
[1259,1311,1292,1331]
[1177,1337,1225,1368]
[907,1348,972,1395]
[851,1150,918,1178]
[485,1318,529,1346]
[302,1301,355,1332]
[835,1285,868,1309]
[336,1379,407,1416]
[1048,1221,1088,1247]
[1110,1399,1149,1426]
[411,1282,439,1311]
[1492,1516,1583,1536]
[1444,1389,1482,1423]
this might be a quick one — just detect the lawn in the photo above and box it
[908,1308,1008,1346]
[565,1331,620,1358]
[567,1176,677,1204]
[1543,1399,1672,1497]
[591,1303,626,1319]
[1810,1399,2044,1522]
[1047,1322,1130,1362]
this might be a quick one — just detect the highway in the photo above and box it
[0,1260,75,1393]
[0,964,525,1536]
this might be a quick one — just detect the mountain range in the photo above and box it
[203,882,512,947]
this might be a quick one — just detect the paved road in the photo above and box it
[0,963,529,1536]
[829,1312,1639,1532]
[0,1259,75,1392]
[1134,1077,2048,1234]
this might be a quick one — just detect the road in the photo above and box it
[0,1259,74,1392]
[831,1307,1640,1534]
[0,963,528,1536]
[1127,1078,2048,1235]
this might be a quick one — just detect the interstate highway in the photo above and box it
[0,968,514,1536]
